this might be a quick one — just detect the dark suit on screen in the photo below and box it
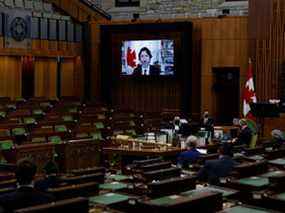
[0,186,54,213]
[133,65,160,76]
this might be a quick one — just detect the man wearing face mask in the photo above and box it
[133,47,161,76]
[201,111,214,136]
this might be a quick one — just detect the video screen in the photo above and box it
[121,39,174,76]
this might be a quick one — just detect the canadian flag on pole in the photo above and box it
[243,58,257,118]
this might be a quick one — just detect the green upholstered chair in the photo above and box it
[11,127,27,136]
[0,111,7,118]
[90,131,103,140]
[48,135,62,144]
[94,122,104,129]
[125,129,136,137]
[55,125,68,133]
[23,117,36,125]
[0,139,15,163]
[62,115,74,122]
[0,139,14,151]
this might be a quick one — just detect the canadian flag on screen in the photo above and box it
[127,47,136,68]
[243,58,257,118]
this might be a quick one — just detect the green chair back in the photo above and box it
[94,122,104,129]
[11,127,26,136]
[0,140,14,150]
[91,132,103,140]
[55,125,67,132]
[48,136,62,144]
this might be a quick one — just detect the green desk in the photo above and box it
[108,174,131,181]
[237,177,269,188]
[246,155,264,161]
[264,192,285,211]
[268,158,285,166]
[99,182,128,191]
[181,186,238,198]
[261,170,285,178]
[229,176,270,193]
[220,205,271,213]
[274,192,285,201]
[90,193,129,205]
[149,195,187,206]
[139,189,223,212]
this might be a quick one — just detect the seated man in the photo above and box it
[177,136,201,168]
[35,160,60,192]
[197,143,236,185]
[232,119,252,146]
[0,158,54,213]
[271,129,285,147]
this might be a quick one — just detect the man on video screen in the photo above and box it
[133,47,161,76]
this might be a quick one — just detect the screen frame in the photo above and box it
[100,22,195,114]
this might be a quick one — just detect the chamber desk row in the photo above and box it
[1,138,101,172]
[103,146,182,170]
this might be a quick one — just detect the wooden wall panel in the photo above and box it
[32,40,41,50]
[74,56,84,97]
[249,0,285,101]
[2,40,82,57]
[196,17,248,118]
[0,56,22,99]
[34,58,57,99]
[0,38,83,99]
[61,58,75,97]
[264,115,285,137]
[90,24,101,99]
[0,37,3,49]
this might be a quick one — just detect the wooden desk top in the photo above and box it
[103,146,182,156]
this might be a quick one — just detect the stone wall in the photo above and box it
[97,0,248,20]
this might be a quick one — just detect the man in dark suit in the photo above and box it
[232,119,252,146]
[177,136,201,168]
[133,47,160,76]
[197,143,236,184]
[0,158,54,213]
[201,111,214,135]
[35,160,60,192]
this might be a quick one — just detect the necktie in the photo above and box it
[144,69,147,75]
